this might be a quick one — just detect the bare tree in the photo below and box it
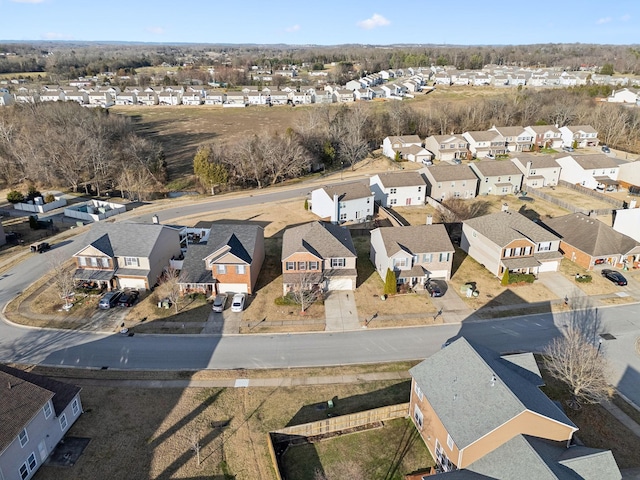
[189,430,202,468]
[157,266,186,313]
[544,324,612,405]
[434,197,491,223]
[286,270,324,313]
[49,256,76,309]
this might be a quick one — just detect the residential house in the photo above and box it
[560,125,600,148]
[489,126,533,152]
[310,181,374,223]
[182,91,204,105]
[370,224,455,288]
[409,337,621,478]
[246,92,265,105]
[469,160,524,195]
[40,90,64,102]
[614,159,640,190]
[115,91,137,105]
[268,91,289,105]
[354,88,373,101]
[424,135,470,162]
[0,364,82,480]
[290,91,312,104]
[136,91,159,106]
[158,91,182,105]
[224,92,246,106]
[0,91,14,106]
[178,224,265,296]
[433,72,451,85]
[613,207,640,246]
[313,90,334,104]
[607,88,639,104]
[382,135,432,163]
[555,154,620,190]
[524,125,563,150]
[511,154,561,188]
[333,89,355,103]
[88,91,113,106]
[542,213,640,270]
[64,91,88,104]
[461,209,563,277]
[369,171,427,207]
[72,223,182,291]
[281,221,357,292]
[422,164,479,200]
[462,131,507,158]
[204,91,226,105]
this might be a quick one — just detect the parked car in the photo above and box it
[601,269,628,286]
[422,158,433,166]
[562,145,574,152]
[601,145,611,153]
[425,280,443,297]
[98,290,123,309]
[30,241,50,253]
[117,290,139,307]
[231,293,246,312]
[485,153,496,160]
[212,293,228,312]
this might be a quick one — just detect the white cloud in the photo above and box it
[357,13,390,30]
[146,26,165,35]
[285,24,301,33]
[596,17,612,25]
[41,32,73,40]
[620,14,631,21]
[10,0,46,3]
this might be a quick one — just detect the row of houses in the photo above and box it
[383,124,600,163]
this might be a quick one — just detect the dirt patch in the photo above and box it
[558,259,620,296]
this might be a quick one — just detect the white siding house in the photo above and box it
[369,172,427,207]
[310,181,374,223]
[555,154,620,190]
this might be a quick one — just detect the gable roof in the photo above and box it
[563,125,597,134]
[557,154,619,170]
[319,181,373,202]
[0,365,81,454]
[282,221,356,260]
[542,213,640,256]
[387,135,422,145]
[471,160,522,177]
[464,131,504,142]
[526,125,561,135]
[410,338,576,451]
[424,164,478,182]
[464,211,559,247]
[374,224,454,256]
[511,154,561,169]
[76,223,178,259]
[491,126,526,137]
[372,171,427,188]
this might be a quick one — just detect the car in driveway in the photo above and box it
[425,279,444,297]
[230,293,245,312]
[212,293,228,312]
[562,145,574,152]
[117,290,139,307]
[601,269,628,286]
[98,290,122,309]
[601,145,611,153]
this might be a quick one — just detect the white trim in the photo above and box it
[59,413,68,431]
[43,400,52,419]
[18,428,28,447]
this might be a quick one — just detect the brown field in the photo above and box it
[540,185,620,211]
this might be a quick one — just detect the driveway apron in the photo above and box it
[538,272,587,302]
[430,287,474,324]
[324,291,359,332]
[201,310,240,334]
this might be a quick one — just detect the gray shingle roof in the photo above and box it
[320,181,373,202]
[282,221,356,260]
[559,154,619,170]
[465,131,504,142]
[373,171,427,188]
[471,160,522,177]
[512,154,561,169]
[424,164,478,182]
[375,224,454,256]
[409,338,575,450]
[542,213,639,257]
[78,223,178,258]
[464,211,560,247]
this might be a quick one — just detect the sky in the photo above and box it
[1,0,638,46]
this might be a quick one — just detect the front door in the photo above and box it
[38,439,48,462]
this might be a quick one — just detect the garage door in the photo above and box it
[327,278,353,291]
[218,283,248,294]
[538,260,559,273]
[427,270,449,280]
[118,277,147,290]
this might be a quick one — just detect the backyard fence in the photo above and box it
[558,180,625,208]
[526,188,615,216]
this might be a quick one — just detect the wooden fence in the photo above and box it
[558,180,625,207]
[526,188,615,216]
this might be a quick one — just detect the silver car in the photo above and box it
[212,293,228,312]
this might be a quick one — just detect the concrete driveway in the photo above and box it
[202,309,241,334]
[538,272,587,302]
[429,281,474,324]
[324,291,359,332]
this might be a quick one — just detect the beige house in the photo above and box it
[422,164,479,200]
[409,338,621,478]
[470,160,524,196]
[524,124,563,150]
[424,134,469,162]
[511,154,562,188]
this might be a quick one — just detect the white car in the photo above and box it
[231,293,245,312]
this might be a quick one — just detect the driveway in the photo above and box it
[324,291,359,332]
[538,272,587,303]
[201,309,241,334]
[429,281,474,324]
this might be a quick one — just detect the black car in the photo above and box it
[601,145,611,153]
[117,290,140,307]
[425,280,443,297]
[601,269,627,286]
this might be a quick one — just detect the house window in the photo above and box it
[19,462,29,480]
[413,405,424,429]
[439,252,450,262]
[538,242,551,252]
[367,198,370,204]
[28,452,36,471]
[462,181,466,187]
[286,262,295,271]
[60,413,68,431]
[72,398,80,416]
[423,253,432,263]
[124,257,139,267]
[90,257,98,267]
[390,198,397,205]
[236,265,246,274]
[43,401,52,419]
[390,188,397,194]
[101,257,109,268]
[453,192,461,198]
[447,433,454,450]
[418,186,422,192]
[340,213,347,221]
[514,247,522,256]
[394,258,408,268]
[298,262,307,270]
[437,183,442,189]
[524,246,532,255]
[331,258,346,268]
[414,382,424,401]
[217,265,226,274]
[309,261,319,270]
[485,177,489,183]
[78,256,87,267]
[19,428,28,447]
[530,169,536,175]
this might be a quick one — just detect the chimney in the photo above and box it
[426,214,433,225]
[7,380,11,389]
[333,193,340,224]
[501,203,509,212]
[152,215,159,224]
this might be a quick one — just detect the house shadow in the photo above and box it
[617,366,640,411]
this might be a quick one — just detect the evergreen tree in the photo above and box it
[384,268,397,295]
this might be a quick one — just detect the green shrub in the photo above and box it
[44,193,56,203]
[575,274,592,283]
[304,198,309,211]
[508,273,536,284]
[275,294,297,306]
[501,270,510,286]
[384,268,397,295]
[7,190,24,204]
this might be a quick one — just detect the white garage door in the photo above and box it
[118,277,147,290]
[427,270,449,280]
[327,278,353,291]
[538,261,559,273]
[218,283,249,294]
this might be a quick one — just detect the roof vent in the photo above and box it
[7,380,12,390]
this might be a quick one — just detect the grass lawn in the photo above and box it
[32,379,410,480]
[557,258,620,296]
[540,185,618,211]
[281,418,433,480]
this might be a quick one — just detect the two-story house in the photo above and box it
[489,126,533,152]
[369,172,427,207]
[0,365,82,480]
[422,164,479,200]
[511,154,562,188]
[370,224,455,288]
[555,154,620,190]
[409,338,621,478]
[281,221,357,293]
[72,223,182,291]
[424,135,469,162]
[559,125,600,148]
[382,135,432,164]
[178,224,265,296]
[469,160,524,195]
[310,181,374,223]
[462,131,506,158]
[524,124,563,150]
[461,208,563,278]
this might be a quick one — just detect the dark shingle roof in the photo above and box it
[464,211,560,247]
[0,365,81,453]
[282,221,356,260]
[375,224,454,256]
[320,181,373,202]
[511,154,561,169]
[542,213,639,256]
[409,338,575,450]
[558,154,619,170]
[424,164,478,182]
[471,160,522,177]
[372,171,427,188]
[77,223,178,258]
